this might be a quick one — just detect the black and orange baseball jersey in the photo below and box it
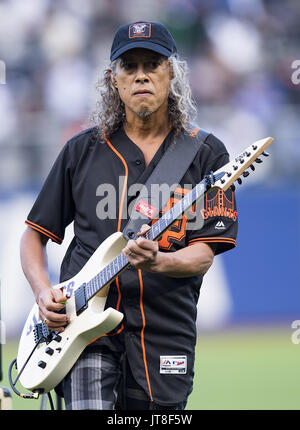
[25,125,238,405]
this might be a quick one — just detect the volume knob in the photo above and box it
[52,333,62,342]
[45,347,54,355]
[38,360,47,369]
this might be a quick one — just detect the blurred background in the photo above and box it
[0,0,299,410]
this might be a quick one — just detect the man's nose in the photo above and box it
[135,64,149,82]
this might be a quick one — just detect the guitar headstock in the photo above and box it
[212,137,274,191]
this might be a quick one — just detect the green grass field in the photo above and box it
[1,324,299,410]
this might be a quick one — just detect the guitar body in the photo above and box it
[17,232,126,393]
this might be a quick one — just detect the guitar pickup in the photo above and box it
[75,283,88,316]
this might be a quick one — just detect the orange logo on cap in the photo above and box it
[129,23,151,39]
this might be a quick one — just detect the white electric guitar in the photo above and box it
[15,136,274,395]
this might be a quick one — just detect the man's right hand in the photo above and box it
[37,288,69,332]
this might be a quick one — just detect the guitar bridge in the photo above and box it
[33,322,51,344]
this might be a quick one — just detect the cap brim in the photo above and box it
[110,41,173,61]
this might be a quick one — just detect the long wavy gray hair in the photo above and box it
[90,55,197,141]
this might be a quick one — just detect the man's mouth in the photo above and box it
[133,90,153,96]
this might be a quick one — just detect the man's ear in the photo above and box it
[109,69,118,88]
[168,59,174,80]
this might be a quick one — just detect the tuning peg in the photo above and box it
[237,177,242,185]
[250,164,255,171]
[242,171,250,177]
[262,151,269,157]
[255,158,263,163]
[252,145,257,150]
[230,184,236,192]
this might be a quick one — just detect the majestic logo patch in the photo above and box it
[160,355,187,374]
[129,23,151,39]
[135,199,157,219]
[215,220,226,230]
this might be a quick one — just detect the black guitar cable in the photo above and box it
[8,334,56,409]
[8,357,55,410]
[8,358,39,399]
[47,391,55,410]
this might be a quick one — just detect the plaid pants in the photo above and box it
[61,345,187,410]
[62,346,123,410]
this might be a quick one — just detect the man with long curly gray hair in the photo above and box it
[92,52,197,142]
[21,21,238,411]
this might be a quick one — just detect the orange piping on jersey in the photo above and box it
[189,127,200,137]
[104,134,128,232]
[115,276,122,311]
[88,323,125,345]
[25,220,62,244]
[138,269,153,402]
[88,134,129,345]
[104,134,128,310]
[188,237,236,246]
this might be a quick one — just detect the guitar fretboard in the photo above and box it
[85,178,210,301]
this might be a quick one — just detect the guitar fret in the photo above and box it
[146,229,154,241]
[161,217,167,228]
[160,214,171,230]
[85,283,90,299]
[86,282,92,300]
[99,271,103,287]
[116,255,121,272]
[167,207,174,221]
[180,197,185,213]
[152,222,159,238]
[113,258,118,274]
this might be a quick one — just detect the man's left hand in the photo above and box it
[122,224,161,272]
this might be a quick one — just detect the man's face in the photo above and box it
[111,48,172,119]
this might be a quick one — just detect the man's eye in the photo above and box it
[122,63,136,71]
[120,60,162,71]
[144,61,160,70]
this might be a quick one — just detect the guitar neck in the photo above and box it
[85,174,218,301]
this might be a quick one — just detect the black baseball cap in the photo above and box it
[110,21,177,61]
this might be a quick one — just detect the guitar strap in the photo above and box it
[122,127,211,241]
